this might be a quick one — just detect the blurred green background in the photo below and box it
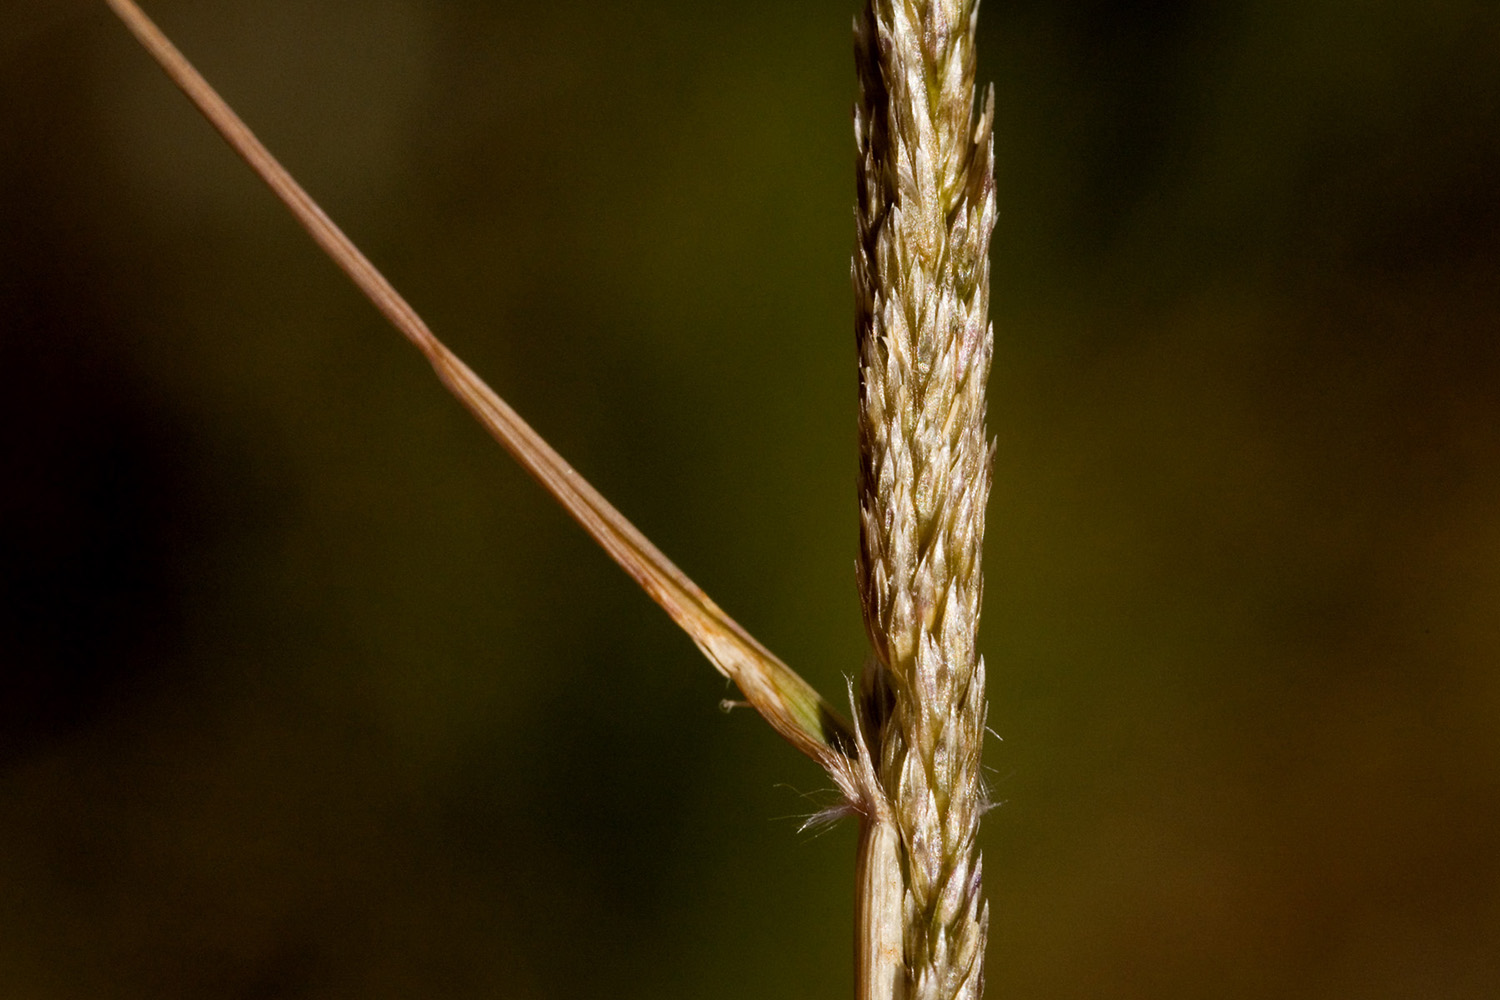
[3,1,1499,997]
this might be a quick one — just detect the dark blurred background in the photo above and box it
[3,1,1498,997]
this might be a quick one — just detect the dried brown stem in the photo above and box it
[102,0,855,774]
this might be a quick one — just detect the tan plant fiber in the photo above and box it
[853,0,996,998]
[100,0,860,788]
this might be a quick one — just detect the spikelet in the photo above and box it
[854,1,995,998]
